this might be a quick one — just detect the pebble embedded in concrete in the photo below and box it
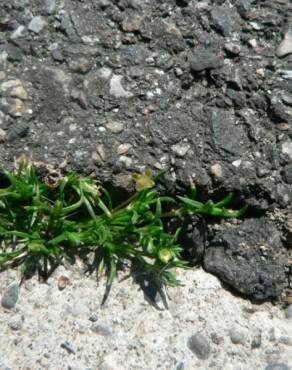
[1,283,19,309]
[187,332,211,359]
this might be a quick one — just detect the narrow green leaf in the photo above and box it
[97,198,112,218]
[83,197,97,220]
[107,257,117,286]
[155,198,161,219]
[214,192,234,208]
[177,196,203,209]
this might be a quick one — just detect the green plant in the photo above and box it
[0,161,247,302]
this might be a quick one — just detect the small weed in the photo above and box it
[0,161,247,303]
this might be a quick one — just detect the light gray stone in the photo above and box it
[171,143,190,158]
[210,163,223,179]
[282,141,292,160]
[106,120,124,133]
[91,323,113,336]
[28,16,47,34]
[109,75,133,98]
[276,29,292,57]
[1,283,19,309]
[8,318,22,331]
[44,0,56,14]
[187,332,211,359]
[229,326,247,345]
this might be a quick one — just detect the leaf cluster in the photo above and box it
[0,162,247,302]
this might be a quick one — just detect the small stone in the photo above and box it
[8,318,22,331]
[282,141,292,160]
[281,93,292,106]
[93,144,106,165]
[171,143,190,157]
[265,363,290,370]
[6,44,22,62]
[117,143,132,155]
[224,42,241,56]
[10,85,28,100]
[89,313,98,322]
[232,159,242,168]
[1,79,22,92]
[98,0,111,9]
[229,326,247,345]
[257,167,270,178]
[187,332,211,360]
[7,98,27,117]
[210,332,224,345]
[69,58,93,74]
[174,361,185,370]
[236,0,251,19]
[248,39,258,48]
[44,0,56,14]
[106,120,124,133]
[61,341,75,354]
[10,25,25,39]
[91,323,113,336]
[117,155,133,168]
[109,75,133,98]
[58,276,70,290]
[1,282,19,309]
[256,68,265,77]
[276,29,292,57]
[112,173,133,190]
[210,5,240,36]
[98,67,112,79]
[70,89,88,109]
[28,16,47,34]
[285,304,292,319]
[122,15,143,32]
[7,121,29,141]
[210,163,223,179]
[251,329,262,349]
[52,49,64,62]
[190,49,222,72]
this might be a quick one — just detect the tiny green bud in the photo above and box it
[158,248,173,264]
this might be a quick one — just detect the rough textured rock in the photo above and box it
[190,49,222,72]
[204,218,288,300]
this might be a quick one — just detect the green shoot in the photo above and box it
[0,161,247,303]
